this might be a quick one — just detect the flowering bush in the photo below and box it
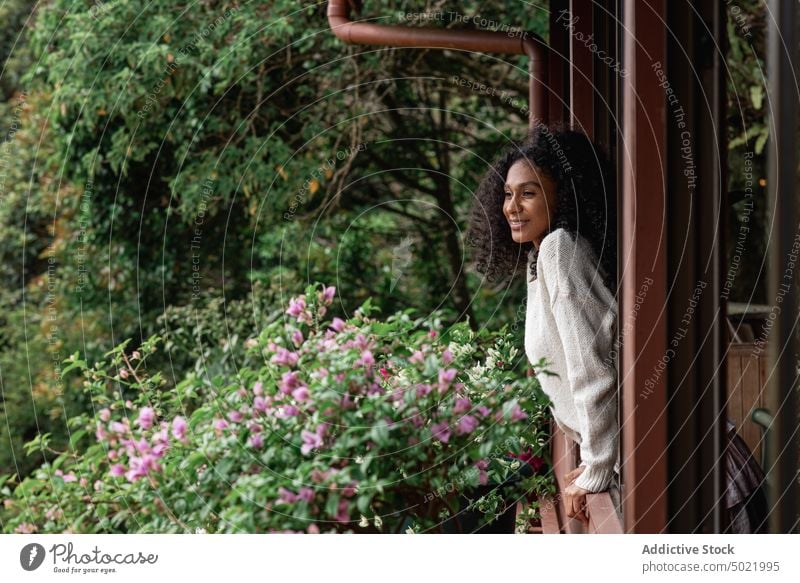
[1,284,554,533]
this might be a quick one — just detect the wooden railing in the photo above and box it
[537,425,623,534]
[726,341,770,463]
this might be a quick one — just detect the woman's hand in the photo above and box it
[564,481,590,524]
[563,465,589,524]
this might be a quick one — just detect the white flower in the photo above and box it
[449,342,475,359]
[374,515,383,529]
[359,515,369,528]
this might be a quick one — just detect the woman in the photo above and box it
[467,124,620,524]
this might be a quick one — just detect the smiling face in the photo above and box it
[502,159,559,248]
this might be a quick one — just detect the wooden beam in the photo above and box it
[620,0,669,533]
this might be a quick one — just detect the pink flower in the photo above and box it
[297,487,314,503]
[55,470,77,483]
[416,383,433,398]
[172,416,188,442]
[248,434,264,448]
[510,404,528,422]
[307,523,320,534]
[339,394,354,410]
[278,487,297,504]
[475,459,489,485]
[357,350,375,367]
[253,381,264,396]
[277,405,299,418]
[379,367,390,380]
[442,349,454,364]
[301,429,323,455]
[476,405,491,418]
[153,428,169,444]
[453,398,471,414]
[125,454,161,482]
[279,371,301,394]
[430,422,451,444]
[109,464,126,478]
[213,418,229,431]
[99,408,111,422]
[319,285,336,305]
[119,368,130,379]
[95,423,107,441]
[310,469,331,483]
[438,368,457,391]
[429,329,438,338]
[330,317,346,332]
[456,415,479,435]
[409,350,425,365]
[271,347,299,367]
[109,421,127,434]
[253,396,269,413]
[286,296,307,318]
[292,386,310,402]
[291,329,304,347]
[334,499,350,523]
[135,407,155,430]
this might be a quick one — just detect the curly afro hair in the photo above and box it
[466,124,617,293]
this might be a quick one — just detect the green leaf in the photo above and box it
[69,429,88,448]
[356,493,372,514]
[369,420,390,446]
[755,129,769,155]
[325,493,341,518]
[749,85,763,110]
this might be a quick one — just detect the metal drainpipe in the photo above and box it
[327,0,549,130]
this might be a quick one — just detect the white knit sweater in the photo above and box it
[524,228,620,492]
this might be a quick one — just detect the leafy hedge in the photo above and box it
[1,284,555,533]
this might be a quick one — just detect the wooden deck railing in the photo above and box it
[536,425,623,534]
[726,341,770,462]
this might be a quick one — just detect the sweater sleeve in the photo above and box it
[551,290,618,492]
[540,230,619,492]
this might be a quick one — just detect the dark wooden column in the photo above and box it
[664,0,729,533]
[766,0,800,534]
[548,0,570,126]
[620,0,669,533]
